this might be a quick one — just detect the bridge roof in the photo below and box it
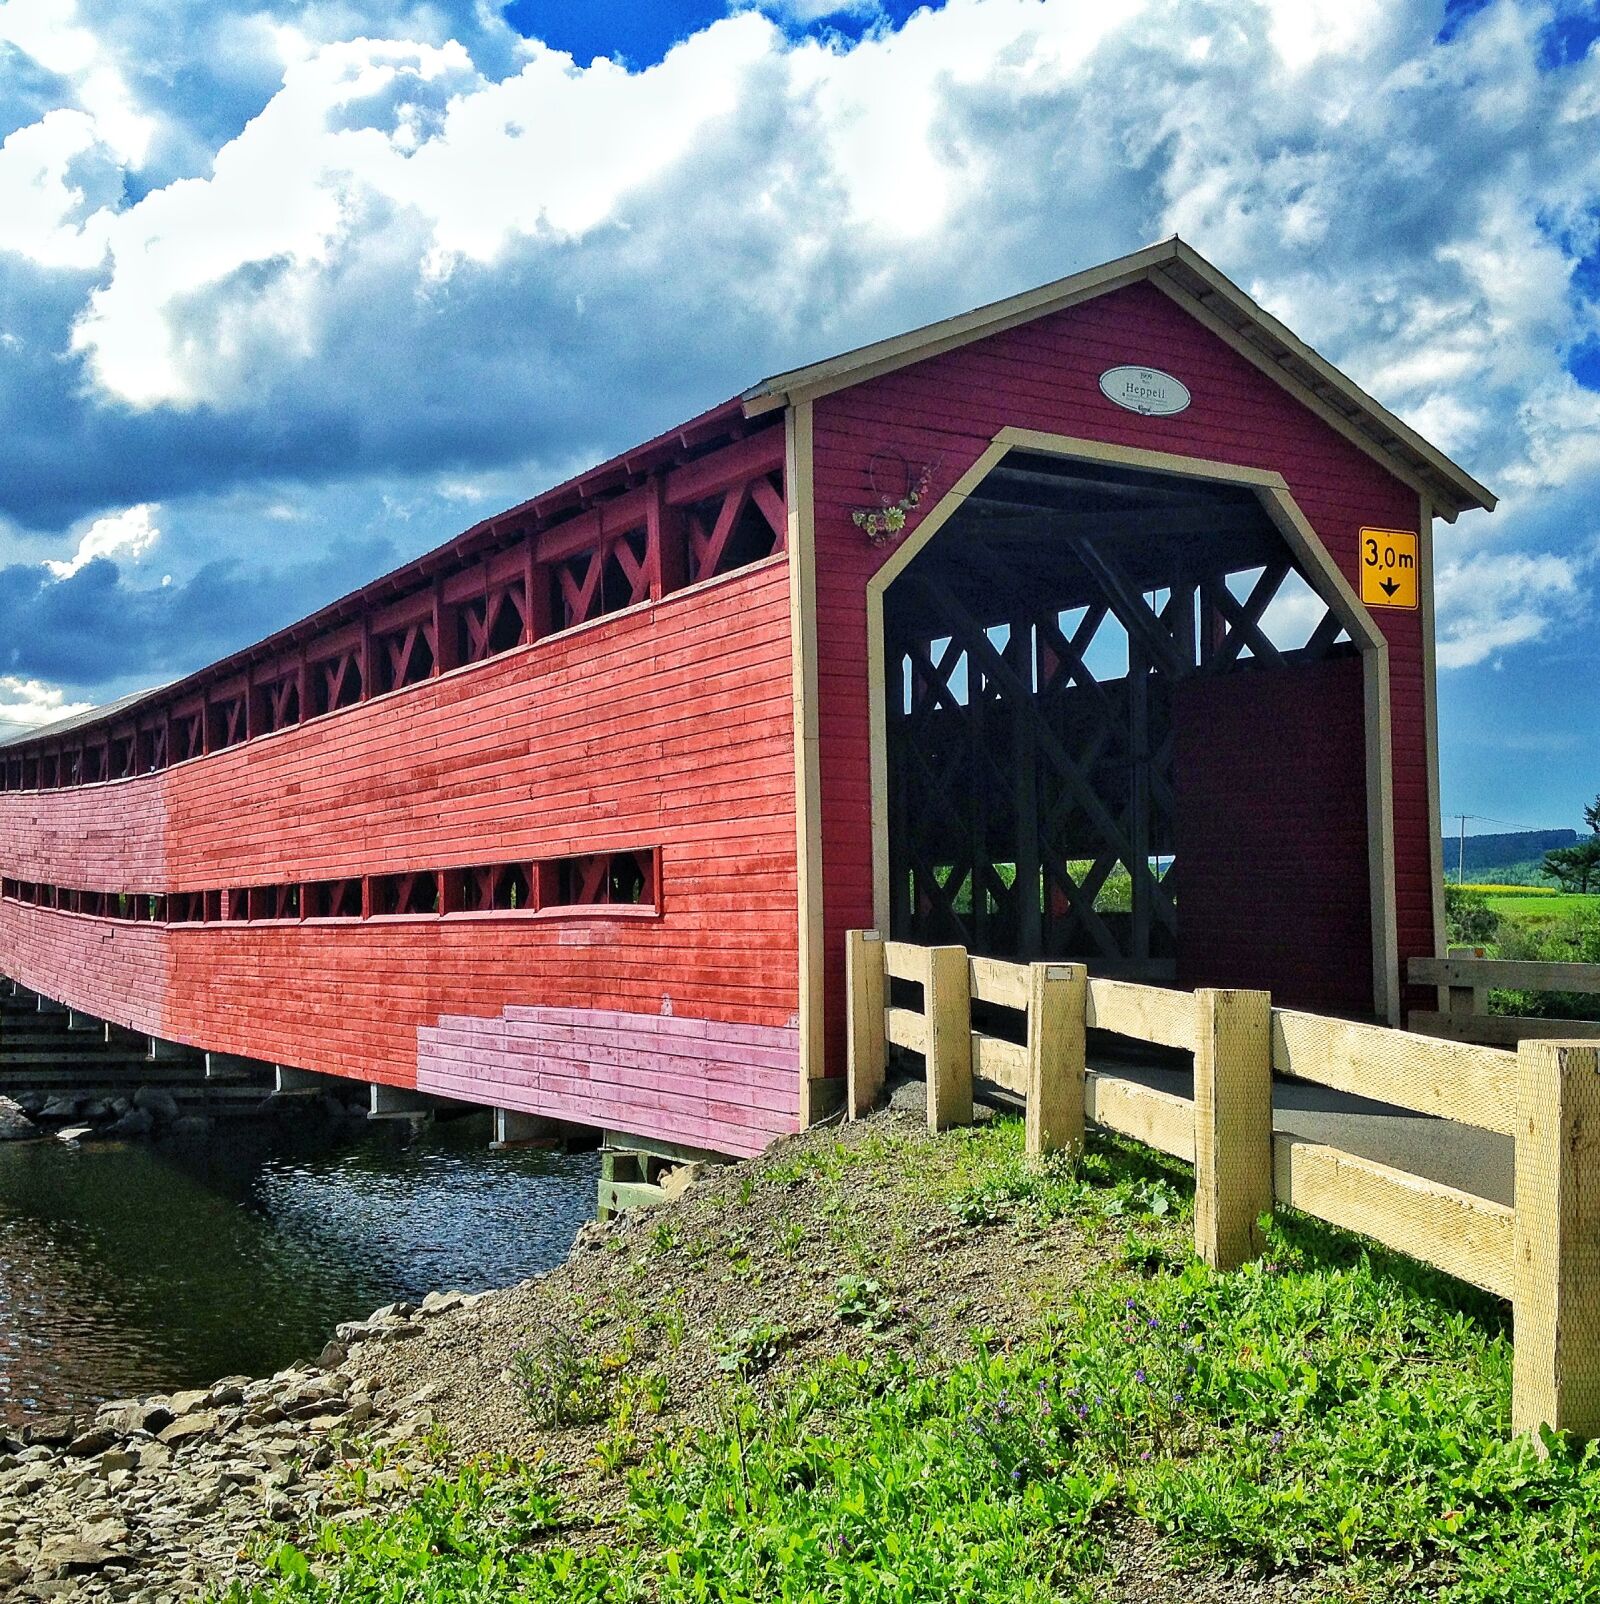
[4,236,1493,752]
[744,236,1495,524]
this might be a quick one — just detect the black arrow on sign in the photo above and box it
[1380,578,1400,597]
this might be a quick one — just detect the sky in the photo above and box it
[0,0,1596,834]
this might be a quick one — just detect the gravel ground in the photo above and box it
[1,1105,1334,1601]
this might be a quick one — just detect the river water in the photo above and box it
[0,1114,597,1428]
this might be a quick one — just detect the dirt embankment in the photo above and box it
[0,1107,1309,1603]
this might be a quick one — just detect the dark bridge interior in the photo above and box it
[883,450,1365,991]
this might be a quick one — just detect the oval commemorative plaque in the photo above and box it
[1099,365,1191,417]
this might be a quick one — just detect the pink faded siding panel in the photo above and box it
[416,1004,800,1158]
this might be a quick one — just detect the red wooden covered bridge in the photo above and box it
[0,238,1494,1167]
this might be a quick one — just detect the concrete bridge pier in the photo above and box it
[273,1064,344,1096]
[68,1009,102,1033]
[205,1051,273,1081]
[148,1035,199,1062]
[36,994,66,1015]
[368,1082,434,1121]
[490,1109,566,1149]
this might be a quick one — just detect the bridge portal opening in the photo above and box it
[881,449,1380,1015]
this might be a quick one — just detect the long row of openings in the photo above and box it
[0,430,787,794]
[0,851,658,924]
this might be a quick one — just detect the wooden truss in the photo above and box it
[0,430,786,793]
[886,544,1351,973]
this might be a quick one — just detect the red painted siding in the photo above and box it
[0,560,802,1150]
[811,280,1431,1063]
[1172,657,1373,1015]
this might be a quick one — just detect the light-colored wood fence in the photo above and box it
[845,928,1600,1443]
[1409,954,1600,1047]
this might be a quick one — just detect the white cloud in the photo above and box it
[0,0,1596,675]
[43,503,161,579]
[0,674,94,732]
[1434,549,1586,669]
[0,0,155,165]
[0,109,111,267]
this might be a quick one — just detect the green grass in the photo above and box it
[1484,893,1600,924]
[217,1122,1600,1604]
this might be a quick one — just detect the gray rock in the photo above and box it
[14,1090,47,1116]
[419,1290,468,1316]
[80,1099,113,1123]
[109,1096,132,1117]
[23,1415,77,1447]
[66,1428,119,1457]
[39,1096,80,1121]
[887,1075,926,1115]
[0,1095,40,1141]
[38,1518,130,1575]
[158,1411,219,1446]
[167,1389,209,1418]
[107,1107,154,1138]
[95,1399,172,1437]
[132,1087,180,1122]
[316,1341,347,1369]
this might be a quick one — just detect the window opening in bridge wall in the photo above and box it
[369,871,440,917]
[372,620,436,694]
[173,706,205,763]
[455,580,527,666]
[310,644,364,717]
[247,884,300,921]
[683,472,786,583]
[255,671,303,735]
[305,878,363,919]
[541,849,658,911]
[169,892,206,923]
[444,862,532,914]
[208,686,249,752]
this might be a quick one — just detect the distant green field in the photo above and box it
[1485,893,1600,924]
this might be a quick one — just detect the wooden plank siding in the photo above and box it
[0,560,803,1151]
[810,280,1432,1073]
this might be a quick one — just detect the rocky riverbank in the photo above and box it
[0,1086,369,1147]
[0,1288,497,1599]
[1,1105,1324,1603]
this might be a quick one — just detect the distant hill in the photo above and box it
[1441,829,1578,877]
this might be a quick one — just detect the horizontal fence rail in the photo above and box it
[1408,954,1600,1049]
[846,929,1600,1445]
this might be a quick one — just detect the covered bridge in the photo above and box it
[0,238,1494,1162]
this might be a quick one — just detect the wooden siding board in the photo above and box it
[0,563,803,1156]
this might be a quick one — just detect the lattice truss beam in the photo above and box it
[885,501,1352,969]
[0,431,786,791]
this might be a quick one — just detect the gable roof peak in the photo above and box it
[743,236,1493,522]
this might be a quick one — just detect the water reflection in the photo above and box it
[0,1113,596,1426]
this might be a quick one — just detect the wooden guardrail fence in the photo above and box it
[846,929,1600,1443]
[1409,954,1600,1047]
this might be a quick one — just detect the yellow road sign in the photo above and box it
[1360,528,1419,609]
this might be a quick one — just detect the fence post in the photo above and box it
[1513,1040,1600,1442]
[846,930,887,1118]
[924,944,972,1133]
[1193,988,1273,1271]
[1026,962,1087,1161]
